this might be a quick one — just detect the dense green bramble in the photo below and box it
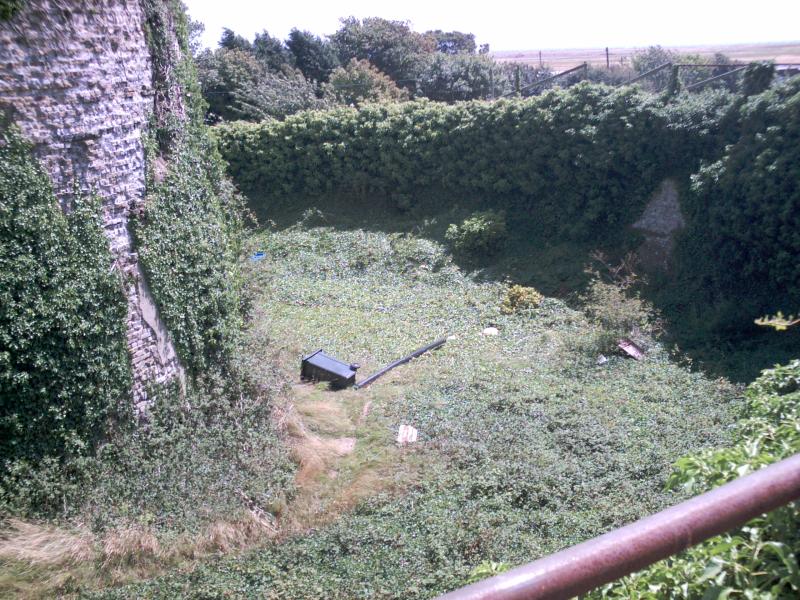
[215,84,729,241]
[675,76,800,324]
[0,127,130,501]
[597,359,800,598]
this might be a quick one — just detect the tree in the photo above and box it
[219,27,252,52]
[187,16,205,57]
[331,17,435,87]
[196,48,326,122]
[286,29,340,83]
[325,58,409,106]
[631,45,677,92]
[416,53,494,101]
[253,30,294,72]
[425,30,477,55]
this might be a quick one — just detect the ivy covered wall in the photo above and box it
[0,126,131,465]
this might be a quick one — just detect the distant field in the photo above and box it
[493,41,800,71]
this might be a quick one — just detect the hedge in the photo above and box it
[216,84,731,240]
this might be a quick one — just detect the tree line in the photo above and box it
[191,17,551,121]
[190,16,752,123]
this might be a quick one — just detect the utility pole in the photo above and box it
[606,47,610,69]
[515,65,521,96]
[539,50,543,68]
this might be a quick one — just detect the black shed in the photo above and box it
[301,350,358,388]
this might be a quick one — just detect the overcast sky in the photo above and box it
[184,0,800,53]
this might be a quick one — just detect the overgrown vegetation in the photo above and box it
[217,84,731,241]
[137,0,247,378]
[92,224,741,599]
[597,359,800,598]
[218,75,800,381]
[1,4,294,596]
[656,74,800,379]
[0,126,130,500]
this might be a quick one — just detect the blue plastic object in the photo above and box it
[250,251,266,262]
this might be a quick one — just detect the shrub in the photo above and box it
[597,359,800,598]
[325,58,409,106]
[215,84,725,241]
[580,254,662,353]
[501,285,543,314]
[445,210,507,257]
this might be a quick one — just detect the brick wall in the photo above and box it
[0,0,184,415]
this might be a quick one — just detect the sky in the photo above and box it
[184,0,800,53]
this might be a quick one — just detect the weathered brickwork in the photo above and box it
[0,0,183,414]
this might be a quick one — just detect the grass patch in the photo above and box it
[91,222,742,598]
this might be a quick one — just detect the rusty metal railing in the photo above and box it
[437,453,800,600]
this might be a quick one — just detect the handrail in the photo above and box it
[437,453,800,600]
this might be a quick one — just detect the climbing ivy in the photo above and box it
[0,126,131,468]
[0,0,24,20]
[136,0,247,378]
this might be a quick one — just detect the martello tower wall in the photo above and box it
[0,0,183,413]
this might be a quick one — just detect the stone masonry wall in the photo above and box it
[0,0,183,414]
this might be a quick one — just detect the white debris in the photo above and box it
[596,354,609,365]
[397,424,419,446]
[482,327,499,336]
[447,335,457,341]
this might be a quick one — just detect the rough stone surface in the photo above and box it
[0,0,183,414]
[632,178,685,271]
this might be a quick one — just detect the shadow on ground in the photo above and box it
[244,188,798,384]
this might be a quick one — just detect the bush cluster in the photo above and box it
[501,284,543,314]
[445,210,507,257]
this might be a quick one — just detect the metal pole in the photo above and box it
[624,61,672,85]
[437,453,800,600]
[686,65,748,90]
[504,62,587,97]
[354,338,447,390]
[606,47,610,69]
